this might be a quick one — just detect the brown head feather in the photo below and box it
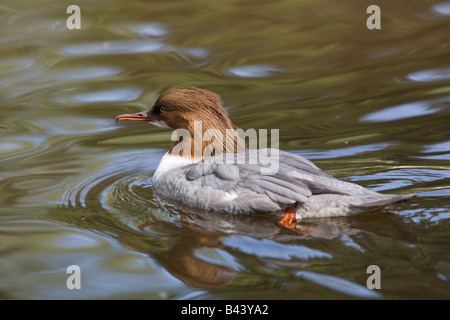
[148,87,244,159]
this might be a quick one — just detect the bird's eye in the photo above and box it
[160,106,166,112]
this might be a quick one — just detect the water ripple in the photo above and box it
[58,39,209,61]
[0,57,37,76]
[406,68,450,83]
[58,88,143,104]
[295,271,382,298]
[59,40,166,56]
[223,235,332,261]
[0,135,47,161]
[417,141,450,160]
[131,23,169,37]
[431,2,450,16]
[226,65,283,78]
[360,101,443,123]
[293,143,389,159]
[59,150,161,209]
[349,168,450,192]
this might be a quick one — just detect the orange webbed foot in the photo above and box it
[278,205,304,235]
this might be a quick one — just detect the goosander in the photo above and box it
[115,87,415,229]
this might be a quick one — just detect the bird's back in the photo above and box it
[152,148,416,217]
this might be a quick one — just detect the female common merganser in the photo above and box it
[115,87,415,229]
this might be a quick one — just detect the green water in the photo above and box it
[0,0,449,299]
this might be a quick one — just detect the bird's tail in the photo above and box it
[350,193,417,214]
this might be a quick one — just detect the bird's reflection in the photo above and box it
[117,194,416,287]
[53,190,416,289]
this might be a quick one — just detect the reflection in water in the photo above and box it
[139,223,238,288]
[360,101,439,123]
[1,0,449,299]
[59,40,166,56]
[62,87,143,104]
[295,270,382,298]
[431,2,450,15]
[406,68,450,82]
[227,65,283,78]
[131,23,169,37]
[49,158,418,291]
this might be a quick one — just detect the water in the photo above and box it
[1,0,449,299]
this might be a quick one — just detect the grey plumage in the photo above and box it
[152,148,416,218]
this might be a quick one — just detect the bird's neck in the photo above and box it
[168,120,245,160]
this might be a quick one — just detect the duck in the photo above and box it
[115,86,416,230]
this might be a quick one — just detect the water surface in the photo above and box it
[1,0,449,299]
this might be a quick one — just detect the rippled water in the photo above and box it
[1,0,449,299]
